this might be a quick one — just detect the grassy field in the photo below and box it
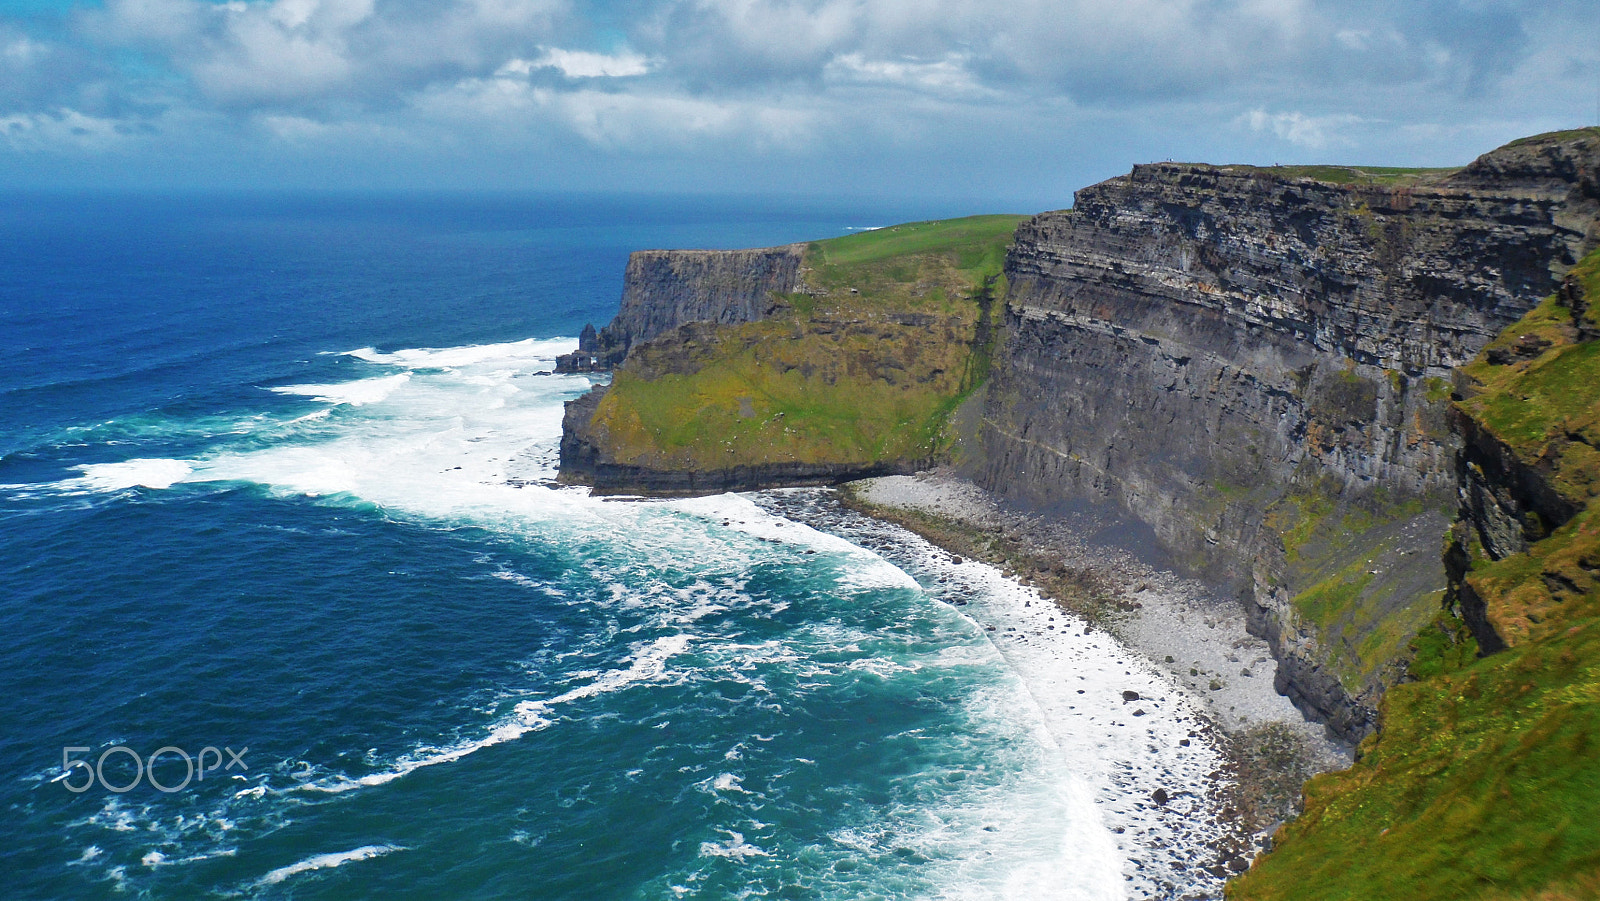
[586,215,1026,473]
[1229,248,1600,901]
[1219,164,1461,186]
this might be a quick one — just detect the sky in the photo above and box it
[1,0,1597,207]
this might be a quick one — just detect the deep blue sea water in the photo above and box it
[0,193,1228,900]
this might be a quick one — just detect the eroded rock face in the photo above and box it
[974,132,1600,739]
[556,246,804,371]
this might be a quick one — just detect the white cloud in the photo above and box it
[1,0,1595,193]
[500,47,653,78]
[411,73,815,151]
[1243,108,1366,148]
[0,108,126,151]
[545,88,813,149]
[95,0,568,106]
[824,52,989,98]
[4,36,46,67]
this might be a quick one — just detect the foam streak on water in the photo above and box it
[256,845,407,886]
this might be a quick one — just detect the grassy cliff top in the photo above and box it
[583,214,1022,474]
[809,215,1025,268]
[798,214,1026,306]
[1503,126,1600,149]
[1218,163,1461,186]
[1216,127,1600,189]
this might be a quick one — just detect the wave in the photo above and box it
[299,634,691,795]
[270,373,411,407]
[698,829,769,859]
[343,337,577,370]
[256,844,406,886]
[18,336,594,507]
[71,458,193,491]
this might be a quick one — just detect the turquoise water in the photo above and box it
[0,193,1225,899]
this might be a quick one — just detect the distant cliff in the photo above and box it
[556,246,803,372]
[972,130,1600,739]
[558,216,1021,493]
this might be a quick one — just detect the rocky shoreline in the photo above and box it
[834,470,1351,841]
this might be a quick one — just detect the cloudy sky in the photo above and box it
[1,0,1596,206]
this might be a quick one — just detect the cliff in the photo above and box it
[552,129,1600,898]
[1230,246,1600,901]
[558,216,1021,493]
[972,128,1600,739]
[1446,247,1600,652]
[556,246,804,371]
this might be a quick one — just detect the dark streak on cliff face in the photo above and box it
[971,131,1600,740]
[556,246,803,371]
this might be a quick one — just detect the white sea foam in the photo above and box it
[344,337,576,370]
[256,844,405,886]
[301,634,691,795]
[44,337,592,511]
[698,830,769,859]
[674,493,920,592]
[71,458,193,491]
[270,373,411,406]
[761,495,1239,899]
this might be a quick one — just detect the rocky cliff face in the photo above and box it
[551,131,1600,742]
[972,130,1600,739]
[1231,246,1600,901]
[557,246,803,371]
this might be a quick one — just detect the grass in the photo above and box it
[1221,164,1460,186]
[1503,127,1600,150]
[1466,507,1600,648]
[1281,513,1441,691]
[1229,611,1600,901]
[587,215,1025,474]
[594,313,978,468]
[1457,248,1600,512]
[1231,246,1600,901]
[810,215,1025,269]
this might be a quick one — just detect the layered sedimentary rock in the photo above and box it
[556,246,803,371]
[973,130,1600,739]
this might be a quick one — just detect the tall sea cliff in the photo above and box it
[973,132,1600,739]
[561,129,1600,744]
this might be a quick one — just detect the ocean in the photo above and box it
[0,192,1229,900]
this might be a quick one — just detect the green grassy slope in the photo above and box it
[1219,164,1460,186]
[587,215,1025,473]
[1229,248,1600,901]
